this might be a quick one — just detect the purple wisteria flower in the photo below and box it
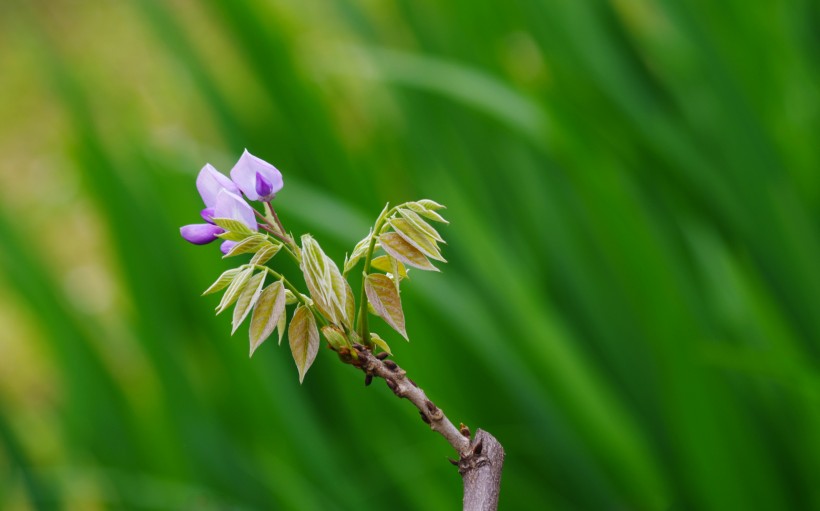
[181,163,258,253]
[230,149,283,202]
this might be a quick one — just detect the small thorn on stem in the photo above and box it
[383,360,398,371]
[376,352,389,360]
[364,374,373,386]
[420,411,431,424]
[460,423,471,438]
[447,457,459,466]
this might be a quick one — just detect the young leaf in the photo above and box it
[216,267,254,314]
[398,208,444,243]
[300,235,338,323]
[370,332,392,355]
[365,273,408,340]
[284,289,298,305]
[344,228,373,275]
[277,305,287,345]
[250,242,281,265]
[371,255,408,279]
[212,217,254,241]
[416,199,446,211]
[249,280,286,356]
[390,218,446,262]
[232,271,266,334]
[212,217,253,234]
[344,280,355,332]
[202,268,240,295]
[379,232,439,272]
[390,255,401,293]
[321,325,348,351]
[406,201,448,224]
[224,234,270,258]
[327,256,350,329]
[289,305,320,383]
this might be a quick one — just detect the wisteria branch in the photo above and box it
[347,345,505,511]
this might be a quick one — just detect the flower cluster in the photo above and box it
[180,150,283,253]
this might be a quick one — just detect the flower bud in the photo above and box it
[180,223,224,245]
[220,240,238,255]
[200,207,215,223]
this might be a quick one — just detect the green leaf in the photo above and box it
[374,202,392,226]
[321,325,348,350]
[371,255,408,279]
[379,232,439,272]
[344,279,355,332]
[284,289,298,305]
[300,234,339,324]
[327,256,350,329]
[416,199,446,211]
[343,228,373,275]
[249,280,287,356]
[250,242,282,265]
[202,268,240,296]
[406,201,448,224]
[289,304,320,383]
[389,218,446,262]
[216,267,253,315]
[370,333,392,355]
[365,273,407,340]
[213,217,255,241]
[277,304,287,345]
[232,271,266,334]
[398,207,444,243]
[223,234,270,258]
[212,217,253,234]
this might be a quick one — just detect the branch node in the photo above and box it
[459,423,471,439]
[385,378,398,393]
[383,359,398,371]
[420,410,431,424]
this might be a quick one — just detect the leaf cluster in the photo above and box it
[202,200,448,382]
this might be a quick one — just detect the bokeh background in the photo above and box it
[1,0,819,509]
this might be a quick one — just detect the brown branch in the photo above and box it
[347,345,505,511]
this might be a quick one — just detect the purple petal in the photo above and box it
[229,149,283,201]
[196,163,240,207]
[220,240,238,255]
[180,223,224,245]
[200,207,215,224]
[213,189,258,231]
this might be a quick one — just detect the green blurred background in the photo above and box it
[1,0,819,509]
